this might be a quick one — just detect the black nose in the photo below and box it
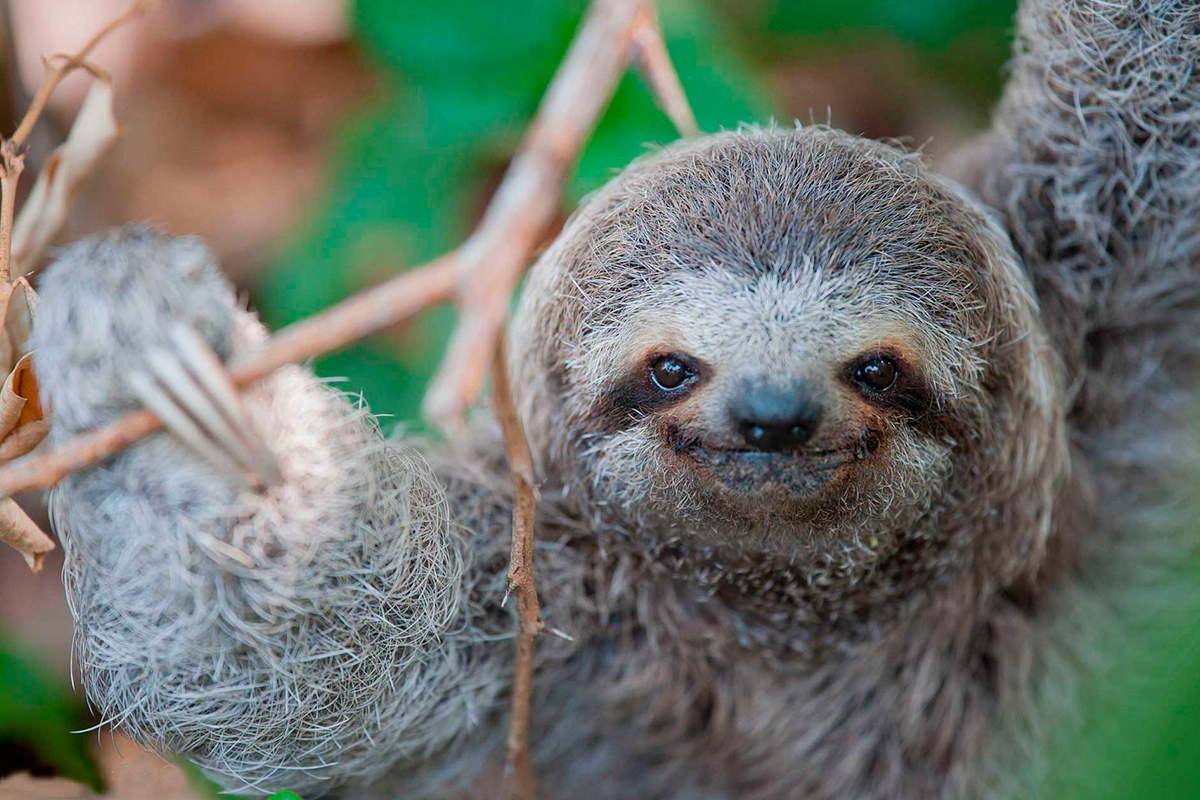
[731,382,823,453]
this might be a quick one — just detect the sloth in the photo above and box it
[25,0,1200,798]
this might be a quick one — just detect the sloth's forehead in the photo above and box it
[570,259,981,398]
[609,256,961,334]
[631,265,930,359]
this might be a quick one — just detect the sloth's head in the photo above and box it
[513,127,1066,579]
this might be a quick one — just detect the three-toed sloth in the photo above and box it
[27,0,1200,797]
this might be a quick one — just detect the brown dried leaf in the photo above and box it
[1,280,38,406]
[0,347,53,573]
[0,497,55,572]
[4,277,39,356]
[11,77,120,277]
[0,352,44,441]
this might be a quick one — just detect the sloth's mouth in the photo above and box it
[703,446,849,468]
[663,424,871,495]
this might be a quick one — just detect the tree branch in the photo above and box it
[0,143,24,285]
[0,258,458,495]
[631,6,700,139]
[0,0,148,283]
[0,0,696,500]
[490,336,545,800]
[421,0,654,428]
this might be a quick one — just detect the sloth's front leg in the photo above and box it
[29,226,490,797]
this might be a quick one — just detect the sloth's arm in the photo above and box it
[29,227,506,797]
[948,0,1200,429]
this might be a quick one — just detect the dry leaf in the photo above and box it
[0,352,44,440]
[11,77,121,277]
[0,352,52,571]
[1,280,41,448]
[2,277,39,362]
[0,350,48,459]
[0,497,55,572]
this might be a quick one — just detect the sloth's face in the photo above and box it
[573,260,980,546]
[513,127,1048,559]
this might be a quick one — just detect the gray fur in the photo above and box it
[28,1,1200,798]
[30,228,234,437]
[35,229,501,797]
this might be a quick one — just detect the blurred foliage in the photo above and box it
[0,633,104,792]
[254,0,1020,426]
[254,0,770,427]
[728,0,1018,103]
[1033,546,1200,800]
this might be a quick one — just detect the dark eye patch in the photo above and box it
[844,352,950,433]
[594,352,709,432]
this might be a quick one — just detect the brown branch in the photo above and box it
[0,143,23,284]
[0,0,148,283]
[631,6,700,138]
[490,337,545,800]
[421,0,691,428]
[0,259,458,495]
[8,0,151,148]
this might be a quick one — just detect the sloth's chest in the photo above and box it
[522,625,961,800]
[512,554,985,799]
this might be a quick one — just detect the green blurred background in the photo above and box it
[255,0,1013,427]
[1,0,1197,797]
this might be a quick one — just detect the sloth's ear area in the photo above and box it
[30,225,238,436]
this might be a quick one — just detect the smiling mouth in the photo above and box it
[664,425,855,471]
[688,443,852,496]
[698,447,851,471]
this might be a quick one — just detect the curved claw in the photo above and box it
[128,323,281,489]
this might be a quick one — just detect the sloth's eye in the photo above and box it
[852,357,899,392]
[650,356,694,391]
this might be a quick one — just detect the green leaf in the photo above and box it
[0,634,104,792]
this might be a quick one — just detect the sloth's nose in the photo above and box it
[731,383,823,453]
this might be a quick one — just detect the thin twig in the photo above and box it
[0,259,457,495]
[421,0,683,428]
[631,6,700,138]
[8,0,152,148]
[0,143,23,284]
[0,0,147,283]
[490,337,545,800]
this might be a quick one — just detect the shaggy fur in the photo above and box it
[29,1,1200,798]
